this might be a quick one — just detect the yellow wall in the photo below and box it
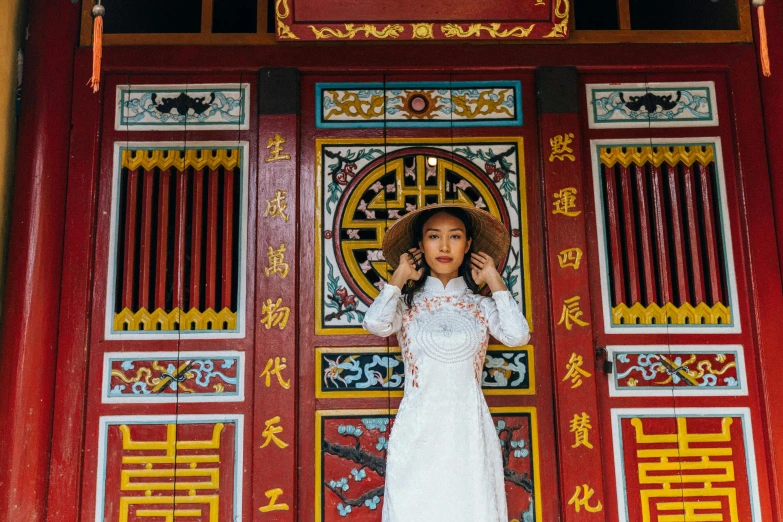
[0,0,26,317]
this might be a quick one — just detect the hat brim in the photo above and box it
[382,203,511,270]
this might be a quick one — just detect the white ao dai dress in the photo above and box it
[362,275,530,522]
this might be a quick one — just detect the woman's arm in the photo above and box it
[481,290,530,347]
[362,284,405,337]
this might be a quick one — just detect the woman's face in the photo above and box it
[418,212,472,277]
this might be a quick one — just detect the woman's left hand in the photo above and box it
[470,252,506,292]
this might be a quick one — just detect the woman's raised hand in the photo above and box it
[389,248,424,289]
[470,251,506,292]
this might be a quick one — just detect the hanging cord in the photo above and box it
[754,0,772,77]
[88,1,105,92]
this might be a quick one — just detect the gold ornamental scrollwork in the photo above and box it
[441,23,535,39]
[275,0,300,40]
[543,0,570,38]
[309,23,405,40]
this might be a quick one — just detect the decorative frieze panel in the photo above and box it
[611,408,761,522]
[590,139,740,334]
[95,414,243,522]
[316,345,534,398]
[316,81,522,129]
[105,142,249,339]
[116,84,251,131]
[315,137,531,335]
[586,82,718,129]
[315,408,540,521]
[608,345,746,397]
[276,0,569,41]
[102,351,245,403]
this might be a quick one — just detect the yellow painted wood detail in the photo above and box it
[441,23,535,39]
[309,24,405,40]
[611,302,731,326]
[114,307,237,331]
[600,145,715,168]
[121,148,241,171]
[543,0,570,38]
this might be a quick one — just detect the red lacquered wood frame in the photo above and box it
[0,39,778,522]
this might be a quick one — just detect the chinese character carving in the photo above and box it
[632,417,739,521]
[552,187,581,217]
[260,298,291,330]
[260,415,289,449]
[562,352,593,389]
[558,296,589,330]
[570,412,594,449]
[265,134,291,163]
[259,356,291,389]
[259,487,290,512]
[568,484,603,513]
[265,242,290,278]
[264,189,290,223]
[557,247,583,270]
[549,133,575,162]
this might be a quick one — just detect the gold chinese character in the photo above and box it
[568,484,603,513]
[265,133,291,163]
[259,487,290,512]
[562,352,593,389]
[552,187,581,217]
[260,356,291,389]
[260,415,289,449]
[265,242,290,278]
[558,296,589,330]
[261,298,291,330]
[631,416,739,521]
[264,189,290,223]
[557,247,583,270]
[549,133,575,162]
[570,412,594,449]
[117,423,224,519]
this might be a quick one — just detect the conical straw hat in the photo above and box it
[382,202,510,270]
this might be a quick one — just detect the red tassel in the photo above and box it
[758,4,772,77]
[88,3,105,93]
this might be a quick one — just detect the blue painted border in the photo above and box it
[315,81,523,129]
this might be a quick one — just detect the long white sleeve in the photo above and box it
[481,290,530,347]
[362,284,405,337]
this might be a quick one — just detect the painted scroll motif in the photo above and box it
[609,345,746,397]
[587,82,718,129]
[103,351,244,403]
[116,84,250,131]
[316,345,533,397]
[316,81,522,129]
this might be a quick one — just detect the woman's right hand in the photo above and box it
[388,248,424,289]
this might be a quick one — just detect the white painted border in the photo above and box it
[104,141,249,340]
[101,350,245,403]
[611,407,761,522]
[94,413,244,522]
[607,344,747,397]
[115,83,251,131]
[586,81,719,129]
[590,137,741,334]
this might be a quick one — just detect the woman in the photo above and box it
[362,203,530,522]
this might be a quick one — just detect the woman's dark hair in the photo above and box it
[401,207,480,307]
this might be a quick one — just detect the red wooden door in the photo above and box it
[80,71,258,522]
[580,69,774,521]
[299,71,559,521]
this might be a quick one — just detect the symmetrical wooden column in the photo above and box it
[537,67,607,520]
[255,68,300,520]
[0,0,80,520]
